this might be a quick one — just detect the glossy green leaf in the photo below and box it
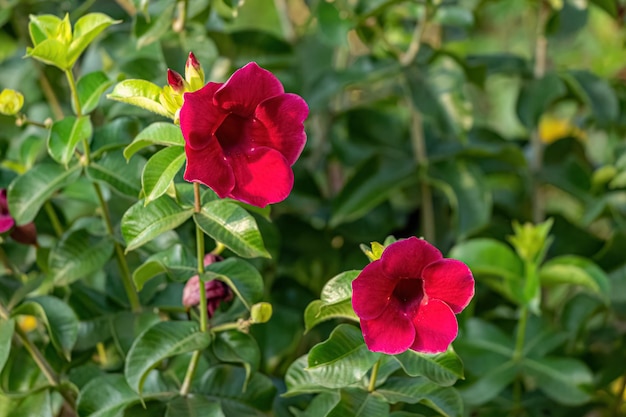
[125,321,211,395]
[47,116,92,166]
[459,360,518,406]
[142,146,185,204]
[26,38,68,69]
[448,238,523,282]
[122,196,193,252]
[522,357,593,405]
[201,257,263,310]
[307,324,380,389]
[86,152,145,197]
[123,122,185,161]
[321,270,359,303]
[378,377,462,417]
[212,330,260,388]
[304,299,358,333]
[284,355,337,397]
[7,163,81,225]
[199,365,276,414]
[76,71,113,114]
[77,374,139,417]
[0,319,14,373]
[134,2,176,49]
[132,245,196,290]
[49,229,114,286]
[12,296,78,361]
[28,14,63,46]
[516,72,566,128]
[327,388,390,417]
[68,13,120,66]
[394,348,464,386]
[107,79,170,118]
[539,255,610,298]
[195,200,270,259]
[165,395,224,417]
[294,392,340,417]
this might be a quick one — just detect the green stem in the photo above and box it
[368,358,382,392]
[38,68,64,120]
[44,202,63,238]
[180,182,208,396]
[513,305,529,362]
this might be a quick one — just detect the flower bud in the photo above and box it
[0,189,37,245]
[0,89,24,116]
[167,69,187,94]
[185,52,205,92]
[182,255,233,318]
[250,302,272,324]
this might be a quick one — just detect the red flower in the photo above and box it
[352,237,474,354]
[182,254,233,317]
[179,62,308,207]
[0,189,37,246]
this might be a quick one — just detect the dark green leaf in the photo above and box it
[8,163,81,225]
[86,152,145,197]
[563,70,619,126]
[459,360,518,406]
[202,258,263,310]
[132,244,196,291]
[284,355,337,397]
[77,374,139,417]
[49,229,114,286]
[165,395,224,417]
[76,71,113,114]
[212,330,260,388]
[125,321,211,395]
[0,319,14,373]
[195,200,270,259]
[122,196,193,252]
[304,299,358,333]
[142,146,185,204]
[516,72,566,128]
[327,388,389,417]
[378,377,462,417]
[522,357,593,405]
[48,116,93,166]
[394,348,464,386]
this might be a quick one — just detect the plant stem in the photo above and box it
[531,0,549,223]
[65,68,141,313]
[513,305,529,362]
[368,358,381,392]
[180,182,209,396]
[38,68,64,120]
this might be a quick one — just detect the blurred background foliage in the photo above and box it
[1,0,626,416]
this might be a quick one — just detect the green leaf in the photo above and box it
[132,245,196,291]
[26,38,69,69]
[49,229,115,286]
[69,13,120,66]
[448,238,523,282]
[86,152,145,197]
[7,163,81,225]
[304,299,358,333]
[0,319,14,373]
[330,155,415,227]
[47,116,93,166]
[539,255,610,298]
[165,395,224,417]
[307,324,381,389]
[12,296,78,361]
[459,360,518,406]
[590,0,618,17]
[125,321,211,395]
[563,70,619,127]
[212,330,260,389]
[316,1,351,46]
[122,196,193,252]
[194,200,270,259]
[378,378,461,417]
[294,392,340,417]
[394,348,464,386]
[201,258,263,310]
[285,355,337,397]
[522,357,593,405]
[516,72,566,128]
[199,365,276,414]
[327,388,389,417]
[76,71,113,114]
[134,2,176,49]
[321,270,359,303]
[107,79,170,118]
[429,160,492,238]
[124,122,185,161]
[77,374,139,417]
[28,14,63,46]
[142,146,185,204]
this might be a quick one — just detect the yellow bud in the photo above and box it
[56,13,72,44]
[18,315,38,333]
[250,302,272,324]
[185,52,205,92]
[0,89,24,116]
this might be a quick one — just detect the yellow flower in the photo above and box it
[0,89,24,116]
[538,115,585,144]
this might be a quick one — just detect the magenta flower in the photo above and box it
[179,62,308,208]
[182,254,233,317]
[352,237,474,354]
[0,189,37,246]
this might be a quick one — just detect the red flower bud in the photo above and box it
[182,255,233,317]
[167,69,186,93]
[186,52,201,71]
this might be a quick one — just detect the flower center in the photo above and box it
[392,278,424,314]
[215,112,248,155]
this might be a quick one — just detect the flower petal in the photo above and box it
[214,62,284,117]
[381,237,442,280]
[254,94,308,165]
[410,299,458,354]
[361,299,416,354]
[183,143,235,198]
[351,261,397,320]
[422,259,475,313]
[226,147,293,207]
[0,215,14,233]
[180,82,225,150]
